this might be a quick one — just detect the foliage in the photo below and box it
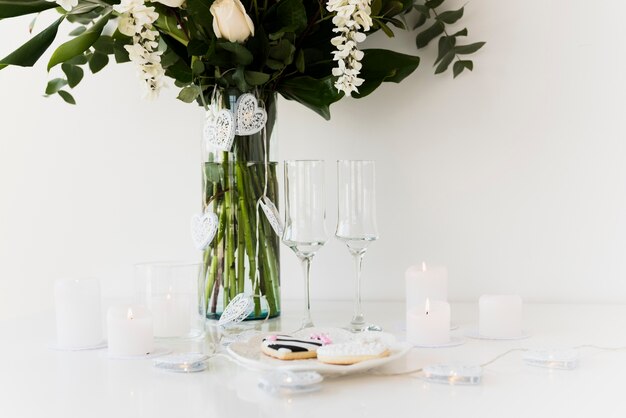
[0,0,484,118]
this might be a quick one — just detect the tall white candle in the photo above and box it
[107,306,154,357]
[54,278,103,349]
[405,262,448,311]
[479,295,523,338]
[406,299,451,346]
[151,293,192,338]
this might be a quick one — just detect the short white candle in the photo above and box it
[107,306,154,357]
[54,278,103,349]
[479,295,523,338]
[406,299,451,346]
[151,293,192,338]
[405,262,448,312]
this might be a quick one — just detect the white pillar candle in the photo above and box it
[479,295,523,338]
[107,306,154,357]
[150,293,192,338]
[54,278,103,349]
[405,262,448,312]
[406,299,451,346]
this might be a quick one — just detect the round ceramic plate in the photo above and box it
[227,328,412,375]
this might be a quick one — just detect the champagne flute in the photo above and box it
[336,160,380,332]
[283,160,328,330]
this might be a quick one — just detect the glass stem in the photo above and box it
[300,256,314,329]
[351,250,366,327]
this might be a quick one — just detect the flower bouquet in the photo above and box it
[0,0,483,319]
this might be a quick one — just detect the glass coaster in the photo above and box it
[422,363,482,385]
[523,349,579,370]
[154,353,209,373]
[258,371,323,395]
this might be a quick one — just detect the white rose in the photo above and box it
[210,0,255,43]
[153,0,186,7]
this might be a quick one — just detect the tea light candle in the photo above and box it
[107,306,154,357]
[54,278,103,349]
[151,293,192,338]
[479,295,523,338]
[406,299,451,346]
[405,262,448,312]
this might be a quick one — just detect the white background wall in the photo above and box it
[2,0,626,320]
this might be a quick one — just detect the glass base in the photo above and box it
[345,322,382,333]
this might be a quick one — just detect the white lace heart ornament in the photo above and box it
[203,106,235,152]
[259,196,284,237]
[218,293,255,327]
[235,93,267,136]
[190,211,219,250]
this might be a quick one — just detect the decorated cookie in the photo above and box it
[261,335,323,360]
[316,340,390,365]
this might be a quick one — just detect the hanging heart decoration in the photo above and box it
[203,107,236,152]
[259,196,284,237]
[190,211,219,251]
[218,293,255,327]
[235,93,267,136]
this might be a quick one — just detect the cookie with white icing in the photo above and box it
[261,335,323,360]
[316,341,390,365]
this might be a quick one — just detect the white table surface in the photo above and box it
[2,300,626,418]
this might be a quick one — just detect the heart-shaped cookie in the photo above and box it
[259,196,284,237]
[190,211,219,250]
[203,108,235,151]
[235,93,267,136]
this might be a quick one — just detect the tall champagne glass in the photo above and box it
[283,160,328,330]
[336,160,380,332]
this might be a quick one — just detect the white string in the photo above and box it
[371,344,626,378]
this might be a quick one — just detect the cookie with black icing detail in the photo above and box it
[261,334,323,360]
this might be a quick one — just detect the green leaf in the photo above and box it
[89,51,108,73]
[381,1,403,16]
[217,42,253,65]
[295,49,305,73]
[425,0,444,8]
[353,49,420,98]
[436,7,463,24]
[375,20,395,37]
[69,26,87,37]
[371,0,383,15]
[413,12,428,30]
[244,71,270,86]
[93,36,114,54]
[177,84,202,103]
[435,35,455,65]
[453,59,473,77]
[0,17,64,70]
[186,0,214,37]
[47,12,112,70]
[415,21,444,48]
[191,59,205,75]
[278,76,344,120]
[61,63,84,88]
[276,0,308,34]
[232,67,248,92]
[452,28,468,37]
[269,38,295,64]
[57,90,76,105]
[45,78,68,95]
[434,51,454,74]
[455,42,486,55]
[154,9,188,46]
[0,0,57,19]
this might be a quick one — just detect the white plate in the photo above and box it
[227,328,412,375]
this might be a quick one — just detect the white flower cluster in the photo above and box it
[326,0,373,96]
[114,0,165,100]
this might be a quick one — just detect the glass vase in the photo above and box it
[201,89,280,320]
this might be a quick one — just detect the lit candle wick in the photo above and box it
[127,308,134,320]
[425,298,430,316]
[421,261,427,272]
